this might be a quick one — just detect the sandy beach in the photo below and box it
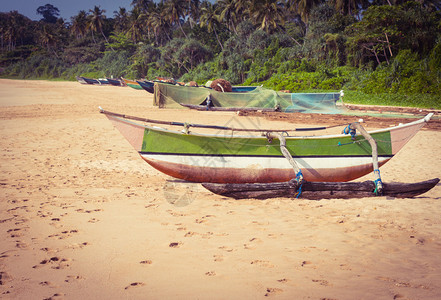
[1,79,441,299]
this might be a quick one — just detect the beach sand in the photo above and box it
[1,79,440,299]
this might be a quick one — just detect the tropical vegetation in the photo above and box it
[1,0,440,108]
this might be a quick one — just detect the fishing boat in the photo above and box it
[153,82,342,113]
[77,76,99,85]
[121,78,144,90]
[100,108,433,185]
[137,80,154,93]
[231,86,257,92]
[97,78,110,85]
[106,78,124,86]
[76,76,87,84]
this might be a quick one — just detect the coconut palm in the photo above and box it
[288,0,324,23]
[163,0,188,38]
[249,0,285,33]
[131,0,154,12]
[1,11,31,51]
[330,0,369,16]
[200,2,224,50]
[186,0,201,29]
[39,24,56,50]
[87,6,109,44]
[147,4,172,45]
[217,0,238,34]
[70,10,88,39]
[114,7,129,32]
[127,7,146,43]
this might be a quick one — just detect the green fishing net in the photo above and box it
[154,82,342,113]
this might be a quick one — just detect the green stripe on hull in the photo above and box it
[142,129,392,157]
[127,83,143,90]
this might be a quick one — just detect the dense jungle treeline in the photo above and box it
[1,0,441,108]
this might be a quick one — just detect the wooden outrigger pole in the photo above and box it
[202,122,439,200]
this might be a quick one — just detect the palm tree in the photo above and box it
[1,11,31,51]
[70,10,88,39]
[147,4,172,45]
[39,24,54,49]
[200,2,224,50]
[217,0,238,34]
[330,0,369,16]
[249,0,285,33]
[127,7,146,43]
[163,0,188,38]
[186,0,201,29]
[288,0,324,24]
[114,7,129,32]
[87,6,109,44]
[131,0,154,13]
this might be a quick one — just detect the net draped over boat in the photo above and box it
[153,82,342,113]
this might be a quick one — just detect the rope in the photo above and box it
[295,170,303,198]
[373,169,383,195]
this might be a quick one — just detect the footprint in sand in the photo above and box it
[264,287,283,297]
[312,279,331,286]
[48,229,79,240]
[218,246,234,252]
[244,237,263,249]
[65,275,84,283]
[195,215,215,224]
[40,247,59,254]
[140,260,153,265]
[33,257,71,269]
[251,260,274,268]
[124,282,145,290]
[66,242,89,249]
[39,281,57,287]
[43,292,65,300]
[15,241,29,249]
[213,255,224,262]
[7,228,24,238]
[0,271,12,285]
[75,209,102,214]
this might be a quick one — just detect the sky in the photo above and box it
[1,0,136,21]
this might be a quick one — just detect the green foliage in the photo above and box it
[3,52,66,79]
[343,50,441,94]
[342,90,441,109]
[131,43,161,77]
[1,1,440,109]
[105,32,136,52]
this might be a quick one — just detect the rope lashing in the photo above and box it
[206,95,212,111]
[295,170,304,198]
[342,124,357,140]
[268,132,304,198]
[346,122,384,195]
[373,169,383,195]
[183,122,191,134]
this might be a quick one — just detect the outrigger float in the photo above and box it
[100,108,438,199]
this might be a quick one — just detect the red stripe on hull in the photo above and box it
[142,156,390,183]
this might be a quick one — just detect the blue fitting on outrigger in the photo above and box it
[295,170,303,198]
[343,124,356,140]
[373,169,383,195]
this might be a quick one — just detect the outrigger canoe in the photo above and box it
[100,108,433,184]
[121,78,143,90]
